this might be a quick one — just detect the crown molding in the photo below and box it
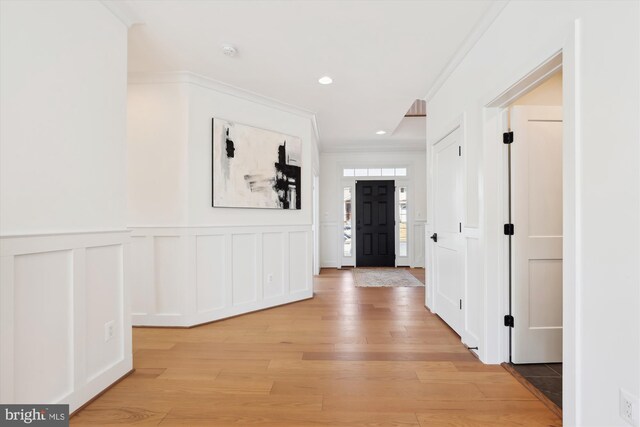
[424,0,509,101]
[310,114,321,147]
[129,71,319,121]
[100,0,142,28]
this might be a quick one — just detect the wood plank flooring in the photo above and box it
[71,268,561,426]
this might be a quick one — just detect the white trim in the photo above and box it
[0,230,130,256]
[486,55,562,108]
[424,1,510,101]
[128,224,312,230]
[479,24,579,425]
[311,115,321,148]
[99,1,142,28]
[134,290,313,327]
[128,71,317,122]
[0,231,133,412]
[129,225,313,328]
[0,228,130,239]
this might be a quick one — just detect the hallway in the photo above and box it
[72,269,561,426]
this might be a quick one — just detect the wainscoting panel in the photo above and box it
[129,236,154,316]
[13,250,73,404]
[262,232,284,299]
[195,235,226,313]
[289,231,310,293]
[0,230,132,413]
[154,236,183,315]
[232,233,258,306]
[320,222,340,268]
[84,244,124,382]
[130,225,313,327]
[412,222,426,268]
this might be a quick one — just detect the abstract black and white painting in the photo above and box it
[212,118,302,209]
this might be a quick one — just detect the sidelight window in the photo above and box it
[399,187,408,257]
[343,187,352,256]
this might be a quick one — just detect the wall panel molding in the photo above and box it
[320,222,340,268]
[130,225,313,327]
[128,71,317,124]
[412,222,426,268]
[0,230,132,412]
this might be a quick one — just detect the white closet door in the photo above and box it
[510,106,563,363]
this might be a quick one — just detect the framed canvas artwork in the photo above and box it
[212,118,302,209]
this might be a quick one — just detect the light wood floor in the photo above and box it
[72,268,561,426]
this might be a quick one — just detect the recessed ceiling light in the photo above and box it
[318,76,333,85]
[376,130,387,135]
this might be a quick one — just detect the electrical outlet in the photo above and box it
[267,273,273,283]
[104,320,115,342]
[620,389,639,426]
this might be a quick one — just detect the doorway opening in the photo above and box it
[339,166,418,269]
[503,68,564,410]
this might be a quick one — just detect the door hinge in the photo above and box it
[458,146,462,156]
[459,222,462,233]
[504,314,514,327]
[459,299,462,310]
[504,223,514,235]
[503,131,514,144]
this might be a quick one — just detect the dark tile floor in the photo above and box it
[511,363,562,408]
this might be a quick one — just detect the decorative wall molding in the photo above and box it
[412,222,426,268]
[129,225,313,327]
[319,222,340,268]
[99,1,142,28]
[0,230,132,412]
[423,0,509,101]
[128,71,318,123]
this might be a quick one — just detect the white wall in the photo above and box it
[320,149,426,268]
[127,82,190,226]
[0,0,132,413]
[127,73,316,326]
[426,1,639,425]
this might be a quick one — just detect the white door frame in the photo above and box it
[337,164,413,268]
[481,22,580,424]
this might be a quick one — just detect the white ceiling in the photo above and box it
[125,0,498,150]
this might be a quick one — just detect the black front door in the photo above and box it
[356,180,395,267]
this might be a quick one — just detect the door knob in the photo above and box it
[430,233,438,242]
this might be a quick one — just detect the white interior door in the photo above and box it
[510,106,563,363]
[432,128,464,336]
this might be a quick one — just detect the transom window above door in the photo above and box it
[343,167,407,177]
